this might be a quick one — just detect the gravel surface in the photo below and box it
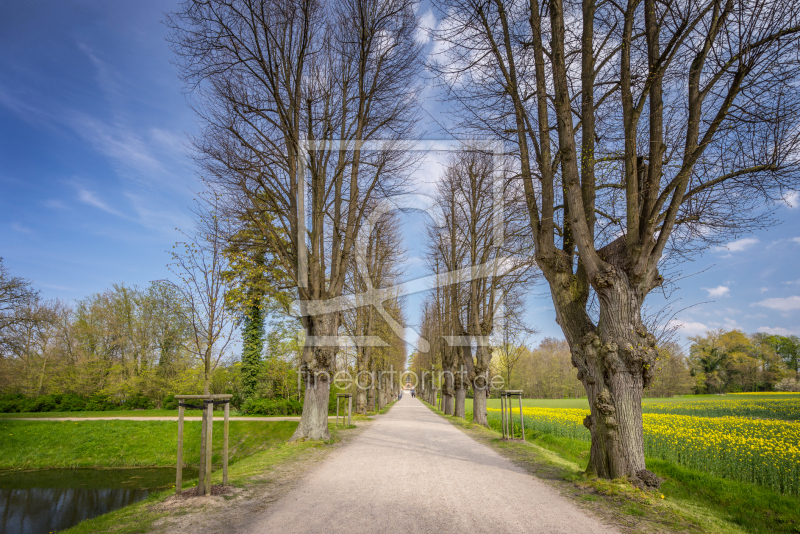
[245,395,619,534]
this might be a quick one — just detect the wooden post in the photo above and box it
[174,394,233,496]
[198,404,207,495]
[223,401,229,486]
[501,393,506,439]
[510,394,515,439]
[348,395,352,427]
[205,401,213,496]
[176,404,184,494]
[518,394,525,441]
[336,395,340,427]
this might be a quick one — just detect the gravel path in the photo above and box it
[244,395,618,534]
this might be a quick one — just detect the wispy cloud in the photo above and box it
[714,237,759,253]
[76,187,126,218]
[11,223,33,234]
[69,113,163,177]
[759,287,771,293]
[669,318,708,336]
[757,326,799,336]
[704,285,730,298]
[755,296,800,312]
[415,9,437,45]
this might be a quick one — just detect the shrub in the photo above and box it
[163,394,178,410]
[241,398,302,416]
[120,394,154,410]
[775,378,800,392]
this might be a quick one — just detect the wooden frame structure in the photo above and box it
[500,390,525,441]
[175,394,232,496]
[335,393,352,427]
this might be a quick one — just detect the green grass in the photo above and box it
[0,409,283,418]
[60,423,353,534]
[0,420,298,469]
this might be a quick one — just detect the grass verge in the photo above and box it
[59,422,360,534]
[0,409,286,418]
[0,420,298,469]
[425,401,800,534]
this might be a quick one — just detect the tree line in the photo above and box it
[688,329,800,393]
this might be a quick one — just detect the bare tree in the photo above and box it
[168,200,237,395]
[495,300,537,387]
[342,210,407,414]
[431,0,800,482]
[0,258,40,355]
[169,0,422,439]
[425,147,536,425]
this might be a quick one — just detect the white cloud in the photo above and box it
[415,9,437,45]
[755,296,800,312]
[757,326,800,336]
[669,319,708,336]
[792,237,800,244]
[703,285,730,298]
[745,313,768,319]
[714,237,759,253]
[77,188,126,218]
[782,191,799,208]
[759,287,771,293]
[784,279,800,285]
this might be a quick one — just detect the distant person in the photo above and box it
[411,389,416,398]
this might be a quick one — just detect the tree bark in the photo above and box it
[471,376,488,425]
[290,313,339,441]
[562,273,658,482]
[442,369,454,415]
[454,363,467,418]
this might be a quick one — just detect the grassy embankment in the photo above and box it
[455,395,800,534]
[61,422,358,534]
[0,414,369,534]
[0,419,299,470]
[0,409,284,418]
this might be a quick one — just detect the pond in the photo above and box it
[0,467,198,534]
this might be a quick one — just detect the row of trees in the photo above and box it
[688,329,800,393]
[165,0,800,486]
[0,260,227,402]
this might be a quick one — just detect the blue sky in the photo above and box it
[1,1,798,353]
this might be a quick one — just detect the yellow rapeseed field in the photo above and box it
[488,406,800,495]
[642,399,800,420]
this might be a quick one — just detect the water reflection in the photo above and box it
[0,468,196,534]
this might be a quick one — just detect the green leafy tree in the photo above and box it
[766,335,800,376]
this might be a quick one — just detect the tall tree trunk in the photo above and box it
[471,377,488,425]
[454,364,466,418]
[356,347,368,415]
[561,276,658,482]
[291,313,339,441]
[293,370,331,441]
[442,369,454,415]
